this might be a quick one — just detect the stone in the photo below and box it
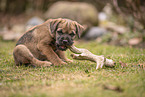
[25,16,44,31]
[84,27,107,40]
[1,17,44,41]
[3,31,22,41]
[101,22,128,34]
[2,24,25,41]
[44,1,98,28]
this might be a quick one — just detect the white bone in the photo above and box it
[69,45,115,69]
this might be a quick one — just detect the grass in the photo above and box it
[0,39,145,97]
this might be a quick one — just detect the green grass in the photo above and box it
[0,40,145,97]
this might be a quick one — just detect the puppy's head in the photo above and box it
[49,18,84,51]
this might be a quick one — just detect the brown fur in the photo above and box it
[13,18,84,67]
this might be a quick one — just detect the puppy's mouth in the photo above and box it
[56,38,74,51]
[56,44,68,51]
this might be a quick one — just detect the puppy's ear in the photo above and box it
[75,22,84,38]
[50,18,62,34]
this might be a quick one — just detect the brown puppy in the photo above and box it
[13,18,84,67]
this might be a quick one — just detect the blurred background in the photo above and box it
[0,0,145,48]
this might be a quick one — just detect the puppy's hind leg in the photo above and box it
[13,45,52,67]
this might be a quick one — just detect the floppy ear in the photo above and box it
[50,18,62,34]
[75,22,84,38]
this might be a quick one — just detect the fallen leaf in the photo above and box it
[103,84,123,92]
[128,38,142,45]
[119,61,127,68]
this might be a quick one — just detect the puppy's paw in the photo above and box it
[42,61,52,67]
[60,61,67,65]
[65,59,73,63]
[33,60,52,67]
[54,61,67,66]
[37,61,52,67]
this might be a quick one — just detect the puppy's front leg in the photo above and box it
[37,40,66,66]
[57,51,73,63]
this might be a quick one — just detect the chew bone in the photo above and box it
[69,45,115,69]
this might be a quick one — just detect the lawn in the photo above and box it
[0,39,145,97]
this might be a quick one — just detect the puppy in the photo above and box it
[13,18,84,67]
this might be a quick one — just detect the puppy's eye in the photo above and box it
[57,30,63,35]
[69,32,75,37]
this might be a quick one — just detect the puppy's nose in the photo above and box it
[63,40,68,44]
